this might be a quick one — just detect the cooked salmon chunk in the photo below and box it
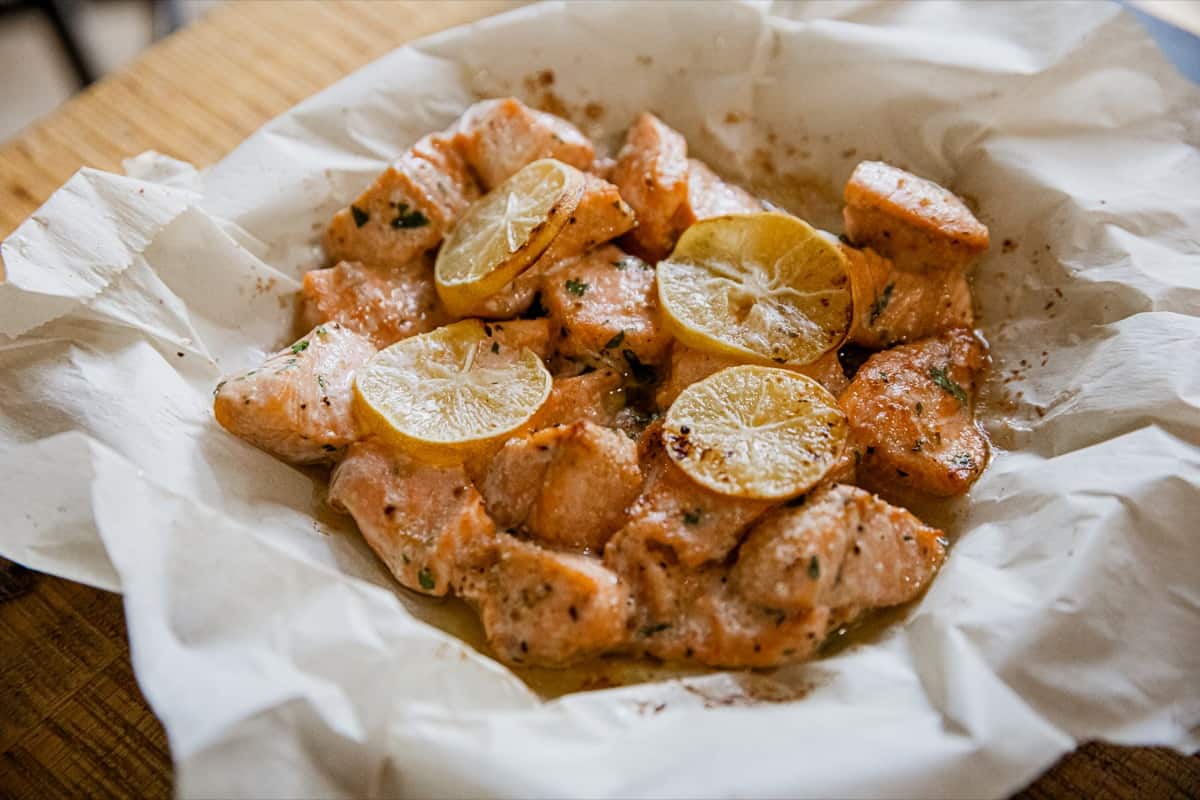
[612,112,689,260]
[673,158,762,229]
[843,161,989,273]
[479,318,555,362]
[533,369,627,429]
[300,257,450,348]
[605,535,831,667]
[842,244,974,349]
[542,244,671,367]
[606,426,771,568]
[328,440,497,595]
[732,484,946,616]
[462,537,631,666]
[840,330,989,497]
[213,323,375,464]
[482,421,642,552]
[454,97,595,190]
[324,133,479,268]
[534,173,637,267]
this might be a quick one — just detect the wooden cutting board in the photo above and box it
[0,2,1196,797]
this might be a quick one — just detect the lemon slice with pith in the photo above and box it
[354,320,552,461]
[435,158,585,316]
[662,364,847,500]
[657,212,853,366]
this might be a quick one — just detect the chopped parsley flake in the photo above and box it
[808,555,820,580]
[391,203,430,229]
[417,568,435,590]
[622,349,657,384]
[929,365,967,404]
[565,278,588,297]
[682,508,703,525]
[639,622,672,636]
[604,330,625,350]
[290,340,309,354]
[868,283,894,325]
[491,341,500,354]
[350,205,369,227]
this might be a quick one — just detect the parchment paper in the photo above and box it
[2,2,1198,797]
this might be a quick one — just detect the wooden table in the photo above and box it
[0,2,1196,797]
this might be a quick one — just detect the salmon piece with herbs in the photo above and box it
[541,244,672,368]
[612,112,690,260]
[300,257,450,348]
[462,536,632,666]
[324,132,480,268]
[454,97,595,190]
[329,439,497,596]
[674,158,763,227]
[839,329,989,497]
[842,160,989,273]
[732,484,946,617]
[481,421,642,552]
[213,323,375,464]
[842,244,974,349]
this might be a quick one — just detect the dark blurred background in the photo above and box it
[0,0,219,140]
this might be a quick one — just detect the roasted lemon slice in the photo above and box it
[662,364,847,500]
[435,158,585,316]
[657,212,853,366]
[354,319,552,461]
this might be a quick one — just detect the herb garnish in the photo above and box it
[418,568,435,590]
[682,508,703,525]
[640,622,672,636]
[604,330,625,350]
[350,205,369,228]
[565,278,588,297]
[391,203,429,229]
[868,283,894,325]
[491,341,500,354]
[929,365,967,404]
[623,349,657,383]
[808,555,820,580]
[290,340,309,354]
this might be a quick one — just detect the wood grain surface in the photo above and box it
[0,2,1196,798]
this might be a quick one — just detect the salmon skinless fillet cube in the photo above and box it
[541,244,672,368]
[532,369,627,430]
[732,484,946,616]
[481,421,642,552]
[533,173,637,268]
[605,424,772,569]
[461,536,632,666]
[328,439,497,597]
[612,112,690,260]
[841,243,974,349]
[673,158,763,229]
[453,97,595,190]
[213,323,375,464]
[324,132,480,268]
[840,329,990,497]
[842,160,989,273]
[300,257,450,349]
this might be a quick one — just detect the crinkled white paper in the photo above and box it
[2,2,1198,798]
